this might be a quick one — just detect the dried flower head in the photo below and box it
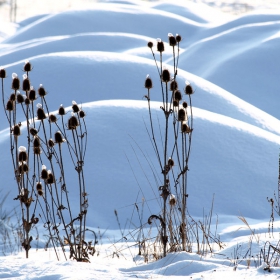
[38,84,46,97]
[49,114,57,123]
[33,147,41,155]
[41,165,48,180]
[178,108,186,121]
[147,41,153,48]
[170,80,178,91]
[174,90,182,101]
[168,33,176,46]
[181,123,191,134]
[29,127,38,136]
[161,69,170,83]
[6,100,14,111]
[182,101,188,109]
[13,124,21,136]
[33,136,40,148]
[157,39,164,52]
[48,139,55,148]
[28,88,36,101]
[47,171,54,184]
[24,60,32,72]
[54,131,65,144]
[9,93,16,101]
[184,83,194,95]
[16,93,25,104]
[11,73,20,90]
[19,162,29,174]
[18,146,28,162]
[169,194,176,206]
[79,110,86,118]
[72,101,80,113]
[176,34,182,43]
[37,107,46,120]
[36,182,43,191]
[173,100,179,107]
[0,68,6,78]
[168,158,175,167]
[22,75,30,91]
[58,105,65,115]
[68,115,79,130]
[25,98,30,105]
[145,75,153,89]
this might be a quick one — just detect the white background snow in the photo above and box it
[0,0,280,279]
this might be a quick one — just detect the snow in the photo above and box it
[1,0,280,279]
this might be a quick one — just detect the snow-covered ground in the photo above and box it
[1,0,280,279]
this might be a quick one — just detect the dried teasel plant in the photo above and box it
[0,61,92,261]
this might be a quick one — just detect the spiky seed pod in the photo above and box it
[16,93,25,104]
[170,80,178,91]
[29,127,38,136]
[37,107,46,120]
[33,147,41,155]
[24,61,32,72]
[33,136,40,148]
[18,147,28,162]
[182,101,188,109]
[38,85,46,97]
[68,115,79,130]
[162,69,170,83]
[49,114,57,123]
[48,139,55,148]
[168,158,175,167]
[12,75,20,90]
[176,34,182,43]
[72,101,80,113]
[6,100,14,111]
[36,182,43,191]
[178,108,186,121]
[9,93,16,101]
[147,41,153,48]
[169,194,176,206]
[41,166,48,180]
[174,90,182,101]
[28,88,36,101]
[168,33,176,46]
[79,110,86,118]
[47,171,54,184]
[0,68,6,78]
[37,190,43,196]
[145,75,153,89]
[22,77,30,91]
[181,123,191,134]
[173,100,179,107]
[19,163,29,174]
[54,131,65,144]
[58,105,65,115]
[13,124,21,136]
[185,84,194,95]
[157,40,164,52]
[25,98,30,105]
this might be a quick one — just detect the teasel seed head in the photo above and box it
[33,147,41,155]
[49,114,57,123]
[16,93,25,104]
[0,68,6,78]
[72,100,80,113]
[41,165,48,180]
[173,100,179,107]
[37,190,43,196]
[13,124,21,136]
[48,139,55,148]
[170,79,178,91]
[11,73,20,90]
[168,158,175,167]
[182,101,188,109]
[36,182,43,191]
[178,108,186,121]
[6,100,14,111]
[38,84,46,97]
[157,38,164,52]
[181,123,191,134]
[58,105,66,115]
[168,33,177,46]
[169,194,176,207]
[54,131,65,144]
[147,41,153,48]
[25,98,30,105]
[79,110,86,118]
[18,146,27,162]
[33,136,40,148]
[9,93,16,101]
[145,75,153,89]
[176,34,182,43]
[37,105,46,120]
[29,127,38,136]
[68,115,79,130]
[22,74,30,91]
[23,60,32,72]
[184,83,194,95]
[28,87,36,101]
[161,69,170,83]
[174,90,182,101]
[19,162,29,174]
[47,171,54,184]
